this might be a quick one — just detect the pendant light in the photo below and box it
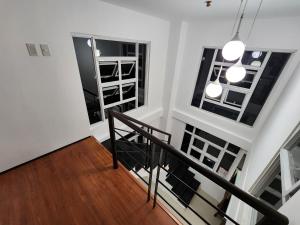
[222,0,246,61]
[222,31,245,61]
[226,57,246,83]
[206,66,223,98]
[224,0,263,83]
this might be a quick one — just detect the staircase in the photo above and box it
[106,110,290,225]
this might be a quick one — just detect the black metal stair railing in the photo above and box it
[107,110,289,225]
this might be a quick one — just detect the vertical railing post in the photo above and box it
[153,148,164,208]
[167,134,171,145]
[163,134,172,166]
[147,129,154,202]
[145,127,149,169]
[108,110,118,169]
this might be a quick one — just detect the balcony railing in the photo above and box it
[108,110,289,225]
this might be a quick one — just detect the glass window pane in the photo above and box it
[104,100,136,118]
[218,153,236,172]
[121,61,136,80]
[193,138,204,150]
[95,39,135,57]
[269,178,282,193]
[122,83,135,100]
[227,143,240,155]
[202,101,239,120]
[99,61,119,83]
[181,132,191,153]
[241,50,267,67]
[203,156,216,169]
[185,124,194,132]
[103,85,120,105]
[241,52,291,126]
[225,91,246,108]
[260,191,281,205]
[285,133,300,185]
[122,100,136,112]
[73,37,102,124]
[252,165,282,219]
[138,43,147,106]
[195,128,226,147]
[207,145,220,158]
[190,149,201,160]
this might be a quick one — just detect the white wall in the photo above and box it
[161,20,182,130]
[162,21,188,132]
[0,0,170,172]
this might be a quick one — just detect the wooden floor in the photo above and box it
[0,137,178,225]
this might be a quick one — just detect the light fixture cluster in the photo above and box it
[205,17,246,98]
[205,0,254,98]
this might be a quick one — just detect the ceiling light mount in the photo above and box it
[205,0,212,7]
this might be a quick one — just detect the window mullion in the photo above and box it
[187,134,195,156]
[199,141,208,165]
[118,59,123,102]
[280,148,293,203]
[214,142,227,173]
[91,38,106,121]
[135,43,139,108]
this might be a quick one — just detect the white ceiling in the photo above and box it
[100,0,300,20]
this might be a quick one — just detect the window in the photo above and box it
[73,36,148,124]
[251,158,282,224]
[280,123,300,202]
[251,125,300,224]
[191,48,291,126]
[73,37,101,124]
[180,123,246,180]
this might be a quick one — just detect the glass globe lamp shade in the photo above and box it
[205,80,223,98]
[222,33,245,61]
[226,60,246,83]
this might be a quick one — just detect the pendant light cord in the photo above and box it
[231,0,250,36]
[246,0,264,41]
[231,0,243,36]
[217,65,223,80]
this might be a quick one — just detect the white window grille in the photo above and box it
[180,124,246,181]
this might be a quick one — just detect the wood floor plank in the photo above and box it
[0,137,178,225]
